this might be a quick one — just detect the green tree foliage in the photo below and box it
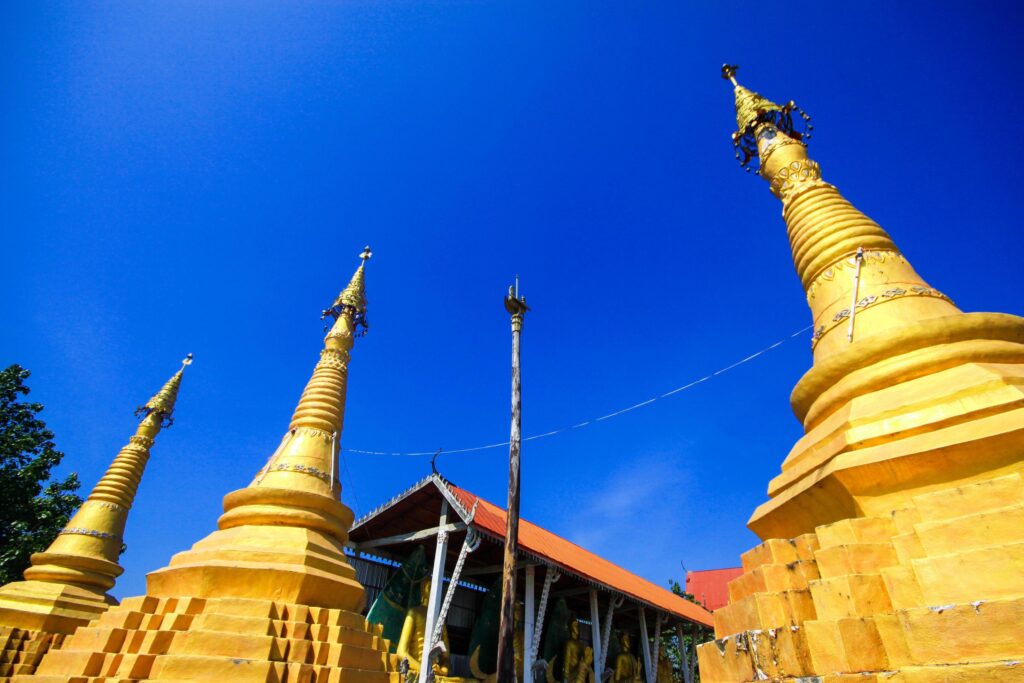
[0,365,83,584]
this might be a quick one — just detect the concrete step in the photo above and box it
[911,473,1024,524]
[727,560,821,603]
[913,541,1024,604]
[714,589,815,638]
[814,543,899,578]
[914,502,1024,556]
[876,597,1024,667]
[816,516,897,549]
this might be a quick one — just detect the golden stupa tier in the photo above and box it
[0,358,191,680]
[698,68,1024,682]
[13,248,399,683]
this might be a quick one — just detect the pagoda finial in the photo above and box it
[135,353,192,427]
[322,246,371,335]
[722,64,812,172]
[721,63,739,86]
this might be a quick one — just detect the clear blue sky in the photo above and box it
[2,2,1022,599]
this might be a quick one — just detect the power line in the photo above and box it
[344,324,812,457]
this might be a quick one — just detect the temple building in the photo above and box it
[347,474,712,683]
[697,66,1024,682]
[0,358,191,679]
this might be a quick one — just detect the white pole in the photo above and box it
[589,590,602,683]
[651,615,663,683]
[638,608,653,683]
[524,565,536,683]
[420,501,450,683]
[847,247,865,342]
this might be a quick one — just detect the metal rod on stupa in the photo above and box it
[497,277,529,683]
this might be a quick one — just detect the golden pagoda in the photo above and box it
[697,66,1024,682]
[18,247,396,683]
[0,356,192,679]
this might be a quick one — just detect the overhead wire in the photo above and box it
[344,324,812,458]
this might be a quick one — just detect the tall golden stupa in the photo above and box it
[0,357,191,679]
[17,249,396,683]
[697,66,1024,682]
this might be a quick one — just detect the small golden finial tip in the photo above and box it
[181,353,194,367]
[360,246,373,262]
[721,64,739,86]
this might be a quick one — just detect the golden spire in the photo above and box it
[145,248,374,611]
[331,245,371,318]
[0,356,191,632]
[722,64,812,172]
[721,66,960,375]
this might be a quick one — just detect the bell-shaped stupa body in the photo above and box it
[0,357,191,679]
[20,248,397,683]
[698,67,1024,682]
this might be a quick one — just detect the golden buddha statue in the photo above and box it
[561,617,586,683]
[655,651,672,683]
[613,633,637,683]
[574,646,595,683]
[397,577,450,676]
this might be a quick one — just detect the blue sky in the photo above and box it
[2,2,1022,599]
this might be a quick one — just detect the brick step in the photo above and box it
[697,626,815,682]
[887,659,1024,682]
[913,541,1024,604]
[891,530,926,565]
[815,516,897,549]
[810,573,894,620]
[803,616,889,674]
[740,535,818,572]
[911,472,1024,524]
[727,560,820,603]
[814,542,898,578]
[880,565,924,610]
[714,589,815,638]
[915,502,1024,556]
[876,597,1024,667]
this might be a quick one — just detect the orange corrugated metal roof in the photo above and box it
[447,483,714,628]
[685,567,743,612]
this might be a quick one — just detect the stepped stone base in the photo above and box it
[0,628,66,681]
[14,594,399,683]
[698,473,1024,682]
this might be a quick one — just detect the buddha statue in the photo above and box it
[613,633,636,683]
[655,651,673,683]
[396,578,450,676]
[561,618,586,683]
[574,646,595,683]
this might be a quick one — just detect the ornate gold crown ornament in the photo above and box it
[722,64,813,173]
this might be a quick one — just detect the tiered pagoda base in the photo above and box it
[0,628,66,680]
[17,594,399,683]
[698,471,1024,682]
[0,582,117,681]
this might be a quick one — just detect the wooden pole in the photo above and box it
[497,280,528,683]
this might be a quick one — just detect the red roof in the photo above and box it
[448,484,714,627]
[685,567,743,612]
